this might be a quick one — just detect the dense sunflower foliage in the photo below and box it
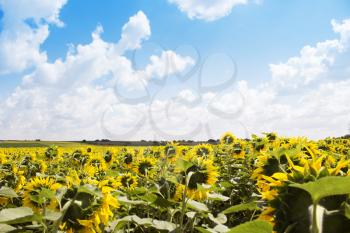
[0,133,350,233]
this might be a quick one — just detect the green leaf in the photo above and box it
[113,215,176,231]
[176,159,193,172]
[290,176,350,202]
[0,207,33,223]
[343,202,350,219]
[152,194,174,208]
[220,181,233,188]
[77,184,102,197]
[222,202,258,214]
[113,215,143,230]
[213,224,230,232]
[195,227,215,233]
[128,187,148,195]
[117,196,147,205]
[208,213,227,225]
[207,193,230,201]
[151,220,176,231]
[227,220,273,233]
[186,211,196,219]
[0,187,18,198]
[187,199,209,212]
[140,193,158,203]
[44,209,61,221]
[0,224,16,233]
[55,187,67,203]
[38,188,55,200]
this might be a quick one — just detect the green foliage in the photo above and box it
[291,176,350,202]
[227,220,273,233]
[222,202,258,214]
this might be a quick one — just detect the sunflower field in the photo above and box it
[1,133,350,233]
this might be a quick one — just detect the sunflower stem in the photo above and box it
[41,200,48,233]
[179,172,190,233]
[311,202,319,233]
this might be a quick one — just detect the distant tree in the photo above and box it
[207,139,217,144]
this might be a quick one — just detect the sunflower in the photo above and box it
[72,150,90,165]
[103,150,114,164]
[65,169,82,187]
[0,153,7,164]
[254,142,350,233]
[87,154,107,171]
[23,177,61,212]
[45,145,59,160]
[117,173,138,191]
[251,135,269,152]
[220,132,236,145]
[84,165,108,182]
[158,178,178,200]
[133,157,157,178]
[164,142,178,157]
[0,166,26,192]
[231,140,246,159]
[263,132,278,142]
[59,185,119,233]
[119,149,135,169]
[190,144,213,159]
[177,157,218,200]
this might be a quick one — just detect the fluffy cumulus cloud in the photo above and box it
[270,19,350,88]
[0,0,67,74]
[0,0,350,140]
[168,0,247,21]
[115,11,151,53]
[0,4,195,139]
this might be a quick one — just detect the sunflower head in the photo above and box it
[21,160,47,178]
[23,177,61,212]
[119,149,136,169]
[104,150,114,163]
[72,150,89,165]
[134,157,157,177]
[177,157,218,200]
[231,141,247,159]
[164,142,178,157]
[158,178,177,200]
[117,173,138,191]
[124,153,133,164]
[60,185,118,233]
[263,132,278,142]
[190,144,213,159]
[87,154,107,170]
[84,165,107,181]
[45,146,59,159]
[220,132,236,145]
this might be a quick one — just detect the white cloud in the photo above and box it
[115,11,151,53]
[270,19,350,88]
[143,51,195,80]
[168,0,247,21]
[0,0,67,26]
[0,0,67,74]
[178,89,197,102]
[0,9,195,140]
[0,2,350,141]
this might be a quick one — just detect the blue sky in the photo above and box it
[1,0,349,94]
[0,0,350,140]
